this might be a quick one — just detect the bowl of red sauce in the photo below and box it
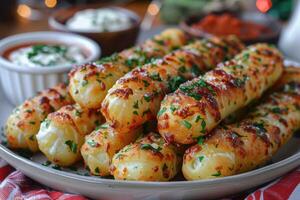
[0,31,100,105]
[180,12,281,45]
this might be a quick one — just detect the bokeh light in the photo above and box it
[45,0,57,8]
[17,4,32,18]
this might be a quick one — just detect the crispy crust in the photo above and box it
[101,36,244,134]
[182,67,300,180]
[5,83,74,152]
[158,44,283,144]
[111,132,181,181]
[36,104,104,166]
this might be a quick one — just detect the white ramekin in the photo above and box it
[0,31,100,106]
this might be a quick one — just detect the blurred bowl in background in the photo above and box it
[180,11,282,45]
[49,6,141,56]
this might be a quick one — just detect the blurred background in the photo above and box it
[0,0,294,35]
[0,0,299,60]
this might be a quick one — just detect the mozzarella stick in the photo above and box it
[182,67,300,180]
[36,104,104,166]
[101,36,244,133]
[111,132,181,181]
[5,83,74,152]
[158,44,283,144]
[81,123,142,176]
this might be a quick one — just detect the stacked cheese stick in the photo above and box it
[101,36,244,133]
[109,44,284,181]
[157,43,283,144]
[68,28,187,109]
[183,66,300,180]
[5,28,299,183]
[5,83,74,152]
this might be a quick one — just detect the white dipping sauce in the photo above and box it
[9,44,86,67]
[66,8,132,32]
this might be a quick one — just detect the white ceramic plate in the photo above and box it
[1,58,300,200]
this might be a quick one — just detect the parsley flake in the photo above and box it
[181,120,192,129]
[65,140,77,153]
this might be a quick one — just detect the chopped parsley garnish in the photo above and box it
[195,115,206,133]
[179,78,215,100]
[115,153,124,160]
[197,136,205,145]
[142,80,150,87]
[52,165,61,170]
[231,65,244,70]
[87,139,98,147]
[242,53,250,61]
[179,66,187,73]
[253,122,267,134]
[212,171,221,177]
[153,39,164,45]
[201,120,206,133]
[96,53,119,64]
[195,115,202,123]
[181,120,192,129]
[75,110,82,117]
[144,94,152,102]
[94,120,101,127]
[157,107,167,117]
[42,160,51,166]
[198,156,204,162]
[271,107,287,114]
[133,111,139,115]
[133,101,139,109]
[170,104,178,112]
[27,44,68,64]
[65,140,77,153]
[233,78,245,87]
[149,73,162,81]
[124,58,139,68]
[198,79,216,95]
[140,143,162,153]
[179,57,185,63]
[95,167,100,174]
[191,65,202,76]
[189,93,202,100]
[168,76,186,92]
[98,124,109,129]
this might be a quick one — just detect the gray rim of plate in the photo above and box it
[0,143,299,188]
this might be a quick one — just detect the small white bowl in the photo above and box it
[0,31,100,105]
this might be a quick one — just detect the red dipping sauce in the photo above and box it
[191,14,273,40]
